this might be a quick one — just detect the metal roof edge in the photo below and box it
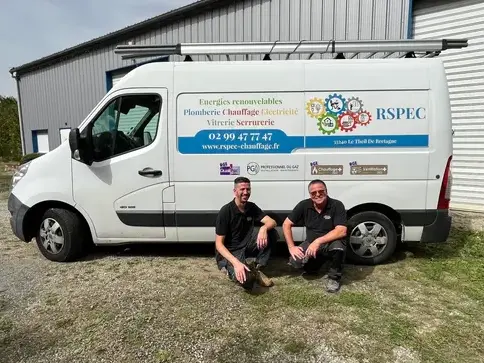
[9,0,233,76]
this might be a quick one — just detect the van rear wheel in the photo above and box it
[35,208,87,262]
[345,211,397,265]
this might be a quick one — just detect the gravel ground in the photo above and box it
[1,193,483,363]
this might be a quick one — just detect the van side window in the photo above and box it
[90,94,161,161]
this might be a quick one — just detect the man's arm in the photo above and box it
[215,208,249,282]
[214,207,239,266]
[252,204,277,230]
[305,200,347,258]
[283,201,306,260]
[215,234,246,268]
[282,217,297,249]
[261,215,277,230]
[282,201,304,249]
[252,204,277,248]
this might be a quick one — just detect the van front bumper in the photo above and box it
[420,209,452,243]
[7,193,30,242]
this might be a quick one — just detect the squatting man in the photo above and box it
[283,179,348,293]
[214,176,278,290]
[214,177,348,293]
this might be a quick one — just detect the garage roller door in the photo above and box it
[413,0,484,212]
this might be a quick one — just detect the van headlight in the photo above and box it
[11,161,31,190]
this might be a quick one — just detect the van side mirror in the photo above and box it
[69,128,93,166]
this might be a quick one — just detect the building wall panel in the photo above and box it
[413,0,484,212]
[17,0,410,154]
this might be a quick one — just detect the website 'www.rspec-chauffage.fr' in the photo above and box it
[201,142,280,151]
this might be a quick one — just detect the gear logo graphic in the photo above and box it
[306,98,325,118]
[317,113,338,135]
[325,94,347,115]
[338,112,358,132]
[347,97,363,114]
[307,93,375,135]
[356,110,372,126]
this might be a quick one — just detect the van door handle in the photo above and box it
[138,168,162,177]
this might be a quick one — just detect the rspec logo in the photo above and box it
[376,107,426,120]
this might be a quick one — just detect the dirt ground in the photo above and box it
[1,193,483,363]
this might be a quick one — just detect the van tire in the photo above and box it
[35,208,87,262]
[345,211,397,265]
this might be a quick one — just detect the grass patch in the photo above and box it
[0,316,14,344]
[410,228,484,259]
[336,291,377,308]
[155,349,173,362]
[215,326,318,363]
[0,174,11,194]
[417,321,484,363]
[406,228,484,301]
[278,285,331,309]
[0,297,7,311]
[283,340,309,354]
[217,328,274,362]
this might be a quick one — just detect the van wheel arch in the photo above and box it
[23,201,94,261]
[345,203,402,265]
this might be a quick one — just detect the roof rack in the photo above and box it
[114,39,468,62]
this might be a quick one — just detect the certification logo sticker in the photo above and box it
[248,162,299,175]
[219,162,240,176]
[310,161,343,175]
[247,162,260,175]
[350,164,388,175]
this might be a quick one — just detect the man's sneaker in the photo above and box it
[326,279,341,293]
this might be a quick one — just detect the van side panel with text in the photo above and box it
[7,56,453,265]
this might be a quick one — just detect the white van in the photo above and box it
[8,40,464,265]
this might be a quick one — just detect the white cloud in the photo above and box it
[0,0,194,96]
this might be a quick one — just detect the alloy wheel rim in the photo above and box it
[39,218,65,254]
[349,221,388,258]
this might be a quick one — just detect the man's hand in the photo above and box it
[289,245,305,260]
[234,261,250,284]
[257,226,268,249]
[305,240,322,258]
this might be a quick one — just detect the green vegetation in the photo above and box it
[19,152,44,165]
[0,96,22,162]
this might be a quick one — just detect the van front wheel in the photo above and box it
[35,208,87,262]
[345,211,397,265]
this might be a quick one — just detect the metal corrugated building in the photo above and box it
[10,0,412,157]
[412,0,484,212]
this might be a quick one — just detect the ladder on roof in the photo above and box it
[114,39,468,62]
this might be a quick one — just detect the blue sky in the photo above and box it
[0,0,194,97]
